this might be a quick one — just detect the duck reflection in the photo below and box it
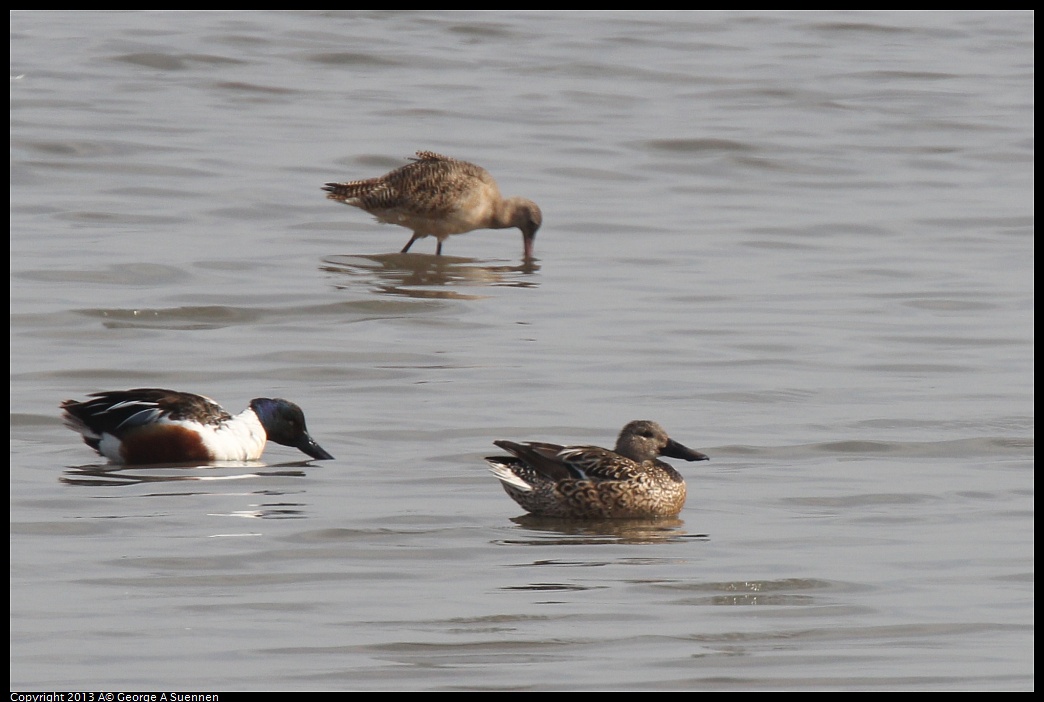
[59,463,310,518]
[60,461,308,486]
[321,253,539,300]
[500,514,708,545]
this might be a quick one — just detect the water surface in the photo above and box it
[10,10,1034,691]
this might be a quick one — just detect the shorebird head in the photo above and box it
[506,198,542,260]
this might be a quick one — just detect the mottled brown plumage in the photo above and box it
[323,151,542,258]
[486,420,709,519]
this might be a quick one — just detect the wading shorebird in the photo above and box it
[323,151,542,258]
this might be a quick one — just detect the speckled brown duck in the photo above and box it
[486,420,709,519]
[323,151,542,259]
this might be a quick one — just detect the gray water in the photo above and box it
[9,10,1034,691]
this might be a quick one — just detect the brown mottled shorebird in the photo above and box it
[486,420,709,519]
[322,151,542,258]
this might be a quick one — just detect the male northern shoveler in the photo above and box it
[486,420,709,519]
[322,151,542,259]
[60,388,334,465]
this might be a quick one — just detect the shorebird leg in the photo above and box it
[401,234,420,253]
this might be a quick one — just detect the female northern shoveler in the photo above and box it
[322,151,542,259]
[60,388,334,465]
[486,420,708,519]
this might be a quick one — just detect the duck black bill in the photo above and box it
[661,439,709,462]
[297,435,335,460]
